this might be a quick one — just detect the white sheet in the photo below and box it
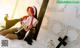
[0,35,28,48]
[0,27,50,48]
[0,35,48,48]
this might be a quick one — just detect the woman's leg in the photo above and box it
[5,34,18,40]
[0,28,18,36]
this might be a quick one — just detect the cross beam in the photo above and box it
[33,0,49,40]
[56,36,68,48]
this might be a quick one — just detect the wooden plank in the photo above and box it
[33,0,49,40]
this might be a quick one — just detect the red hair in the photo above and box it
[27,7,34,16]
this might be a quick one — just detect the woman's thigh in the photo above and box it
[0,28,18,36]
[5,34,18,40]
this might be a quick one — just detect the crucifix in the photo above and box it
[23,0,49,45]
[56,36,68,48]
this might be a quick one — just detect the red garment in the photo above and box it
[20,16,29,24]
[20,16,33,32]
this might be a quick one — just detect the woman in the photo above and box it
[0,6,38,45]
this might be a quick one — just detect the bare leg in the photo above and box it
[0,28,18,36]
[5,34,18,40]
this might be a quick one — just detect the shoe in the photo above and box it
[24,37,33,45]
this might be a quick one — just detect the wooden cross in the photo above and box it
[56,36,68,48]
[33,0,49,40]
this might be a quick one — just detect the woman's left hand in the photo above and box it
[28,25,33,29]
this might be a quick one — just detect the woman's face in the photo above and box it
[27,8,33,16]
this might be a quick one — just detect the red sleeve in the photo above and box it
[20,16,29,24]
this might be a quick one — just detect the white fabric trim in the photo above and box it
[32,6,36,15]
[21,16,38,28]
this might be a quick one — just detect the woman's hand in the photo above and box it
[28,25,33,29]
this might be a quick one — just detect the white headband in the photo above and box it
[32,6,36,15]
